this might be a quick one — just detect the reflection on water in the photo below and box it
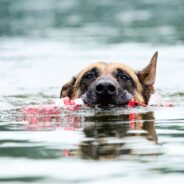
[80,112,159,160]
[1,104,181,183]
[1,107,161,160]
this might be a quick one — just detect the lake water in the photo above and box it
[0,0,184,184]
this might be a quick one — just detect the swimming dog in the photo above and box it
[60,52,158,107]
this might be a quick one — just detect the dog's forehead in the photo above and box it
[75,62,140,85]
[107,63,137,75]
[80,62,137,77]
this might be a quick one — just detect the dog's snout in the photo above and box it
[95,80,117,96]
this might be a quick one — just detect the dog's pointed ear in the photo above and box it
[60,77,77,98]
[138,52,158,86]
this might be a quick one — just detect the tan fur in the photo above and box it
[72,62,144,103]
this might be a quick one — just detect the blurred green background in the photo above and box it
[0,0,183,44]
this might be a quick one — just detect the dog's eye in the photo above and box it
[119,73,130,81]
[84,73,94,79]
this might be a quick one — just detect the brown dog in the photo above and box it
[60,52,158,107]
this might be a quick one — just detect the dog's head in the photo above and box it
[60,52,158,107]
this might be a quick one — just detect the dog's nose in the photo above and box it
[95,80,117,96]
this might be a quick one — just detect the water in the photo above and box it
[1,0,184,183]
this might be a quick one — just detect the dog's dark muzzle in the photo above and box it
[95,79,117,97]
[82,77,133,107]
[93,77,118,106]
